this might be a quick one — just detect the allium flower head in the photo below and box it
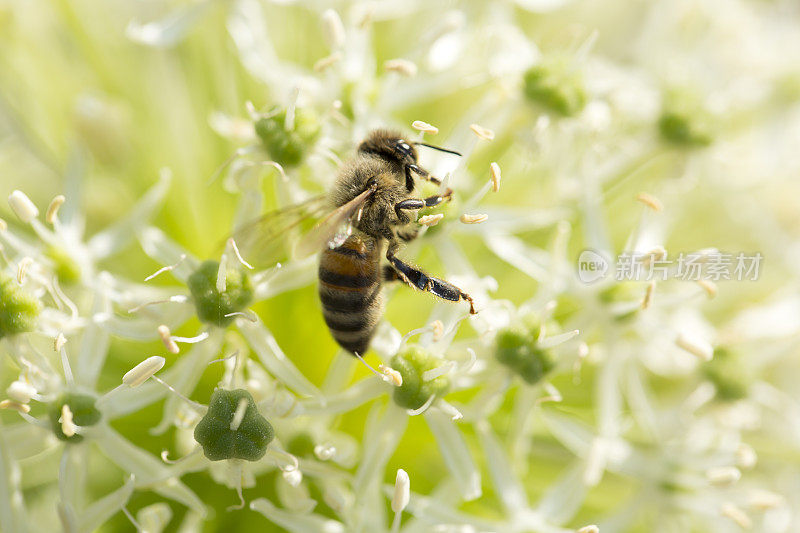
[2,0,800,531]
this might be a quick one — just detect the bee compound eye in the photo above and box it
[395,140,412,156]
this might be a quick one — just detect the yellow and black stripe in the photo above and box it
[318,235,383,355]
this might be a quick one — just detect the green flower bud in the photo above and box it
[390,346,451,410]
[703,348,749,402]
[0,272,41,338]
[46,245,81,285]
[495,321,555,385]
[48,393,102,443]
[658,88,715,147]
[523,59,587,117]
[193,389,274,462]
[254,105,321,167]
[187,260,253,327]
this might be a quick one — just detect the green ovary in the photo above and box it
[495,321,555,385]
[187,260,253,327]
[390,346,451,410]
[0,272,41,338]
[658,88,715,147]
[703,348,749,401]
[254,105,321,167]
[523,60,587,117]
[49,393,102,443]
[193,389,275,461]
[46,245,81,284]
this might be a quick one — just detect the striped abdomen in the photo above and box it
[318,234,383,355]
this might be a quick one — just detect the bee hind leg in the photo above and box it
[385,250,476,314]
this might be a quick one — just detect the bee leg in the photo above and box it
[385,250,477,314]
[383,264,401,282]
[396,226,420,242]
[394,189,453,217]
[407,164,442,186]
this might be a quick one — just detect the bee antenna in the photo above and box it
[412,142,462,157]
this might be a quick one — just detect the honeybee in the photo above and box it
[235,129,476,356]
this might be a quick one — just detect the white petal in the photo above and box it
[137,227,200,283]
[252,256,317,301]
[237,319,322,399]
[77,477,136,533]
[484,234,550,282]
[135,503,172,533]
[76,283,112,389]
[540,411,594,456]
[91,426,206,516]
[58,446,87,514]
[150,329,224,434]
[102,330,221,422]
[535,461,587,524]
[476,422,528,511]
[294,378,386,417]
[250,498,344,533]
[0,431,28,533]
[354,403,408,495]
[424,409,481,501]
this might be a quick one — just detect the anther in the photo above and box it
[8,190,39,223]
[641,281,655,309]
[635,192,663,211]
[470,123,495,140]
[60,404,77,438]
[313,53,342,72]
[55,332,67,351]
[418,214,444,226]
[321,9,345,49]
[412,121,438,135]
[7,380,36,404]
[696,279,717,298]
[0,399,30,414]
[460,213,488,224]
[378,365,403,386]
[720,503,751,529]
[431,320,444,341]
[158,325,180,354]
[17,257,33,284]
[314,443,336,461]
[706,466,741,486]
[384,59,418,77]
[46,195,66,225]
[391,469,410,514]
[122,356,166,388]
[489,162,501,192]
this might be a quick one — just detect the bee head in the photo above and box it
[358,130,419,167]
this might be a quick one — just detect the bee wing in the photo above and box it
[229,194,331,268]
[294,185,376,258]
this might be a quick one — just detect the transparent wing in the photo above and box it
[229,194,330,268]
[295,185,377,258]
